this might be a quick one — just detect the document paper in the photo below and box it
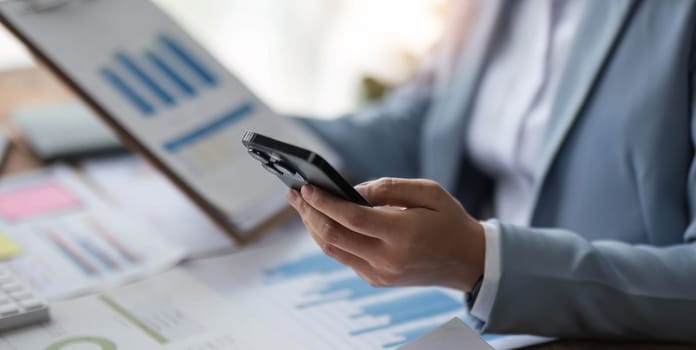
[398,318,494,350]
[0,268,308,350]
[0,166,185,299]
[82,155,235,258]
[186,231,552,350]
[0,0,337,232]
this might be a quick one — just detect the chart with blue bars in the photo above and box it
[100,33,218,116]
[265,253,503,348]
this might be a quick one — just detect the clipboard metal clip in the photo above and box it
[0,0,91,13]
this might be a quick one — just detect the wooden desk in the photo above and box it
[0,66,73,174]
[1,67,694,350]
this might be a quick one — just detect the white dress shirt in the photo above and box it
[464,0,585,324]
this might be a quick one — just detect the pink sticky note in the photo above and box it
[0,182,80,222]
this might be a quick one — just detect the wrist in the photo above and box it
[466,221,486,290]
[448,220,486,292]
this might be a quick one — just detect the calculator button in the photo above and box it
[0,269,50,331]
[0,304,19,316]
[19,299,44,311]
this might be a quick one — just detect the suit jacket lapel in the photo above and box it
[530,0,636,212]
[422,0,505,191]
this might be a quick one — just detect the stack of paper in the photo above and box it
[185,232,551,350]
[0,269,308,350]
[0,166,185,299]
[82,155,236,258]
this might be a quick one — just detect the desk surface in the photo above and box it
[1,67,694,350]
[0,66,72,174]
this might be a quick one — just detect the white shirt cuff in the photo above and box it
[469,219,502,323]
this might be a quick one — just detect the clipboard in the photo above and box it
[0,0,338,244]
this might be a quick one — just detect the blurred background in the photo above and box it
[0,0,446,117]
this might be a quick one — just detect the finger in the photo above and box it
[286,189,301,211]
[300,185,396,239]
[297,196,383,260]
[357,179,376,186]
[307,231,373,271]
[355,177,447,209]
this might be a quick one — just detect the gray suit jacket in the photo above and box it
[299,0,696,342]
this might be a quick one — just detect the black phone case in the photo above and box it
[242,131,371,206]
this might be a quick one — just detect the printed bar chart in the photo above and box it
[40,216,144,279]
[0,167,185,299]
[163,102,254,153]
[44,227,100,276]
[259,251,505,349]
[100,67,155,115]
[159,34,218,86]
[158,102,255,174]
[299,275,392,308]
[145,50,196,97]
[115,52,176,107]
[349,290,463,336]
[100,33,219,116]
[265,252,346,280]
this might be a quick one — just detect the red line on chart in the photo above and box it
[86,218,140,263]
[45,228,100,276]
[77,239,121,271]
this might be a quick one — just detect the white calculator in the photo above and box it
[0,267,50,332]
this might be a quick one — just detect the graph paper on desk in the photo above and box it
[188,233,551,350]
[0,269,308,350]
[0,166,184,299]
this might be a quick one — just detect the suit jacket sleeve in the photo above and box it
[484,221,696,342]
[295,65,437,183]
[482,15,696,342]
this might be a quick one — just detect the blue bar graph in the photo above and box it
[163,102,254,153]
[76,239,119,272]
[100,33,219,116]
[100,68,155,115]
[116,52,175,106]
[299,276,392,308]
[146,51,196,97]
[350,291,463,336]
[265,252,507,348]
[265,253,348,281]
[43,229,99,277]
[160,34,217,86]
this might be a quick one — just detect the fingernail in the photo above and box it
[356,180,374,187]
[301,185,314,200]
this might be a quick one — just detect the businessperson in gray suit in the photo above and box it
[286,0,696,342]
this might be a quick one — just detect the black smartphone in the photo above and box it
[242,131,371,206]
